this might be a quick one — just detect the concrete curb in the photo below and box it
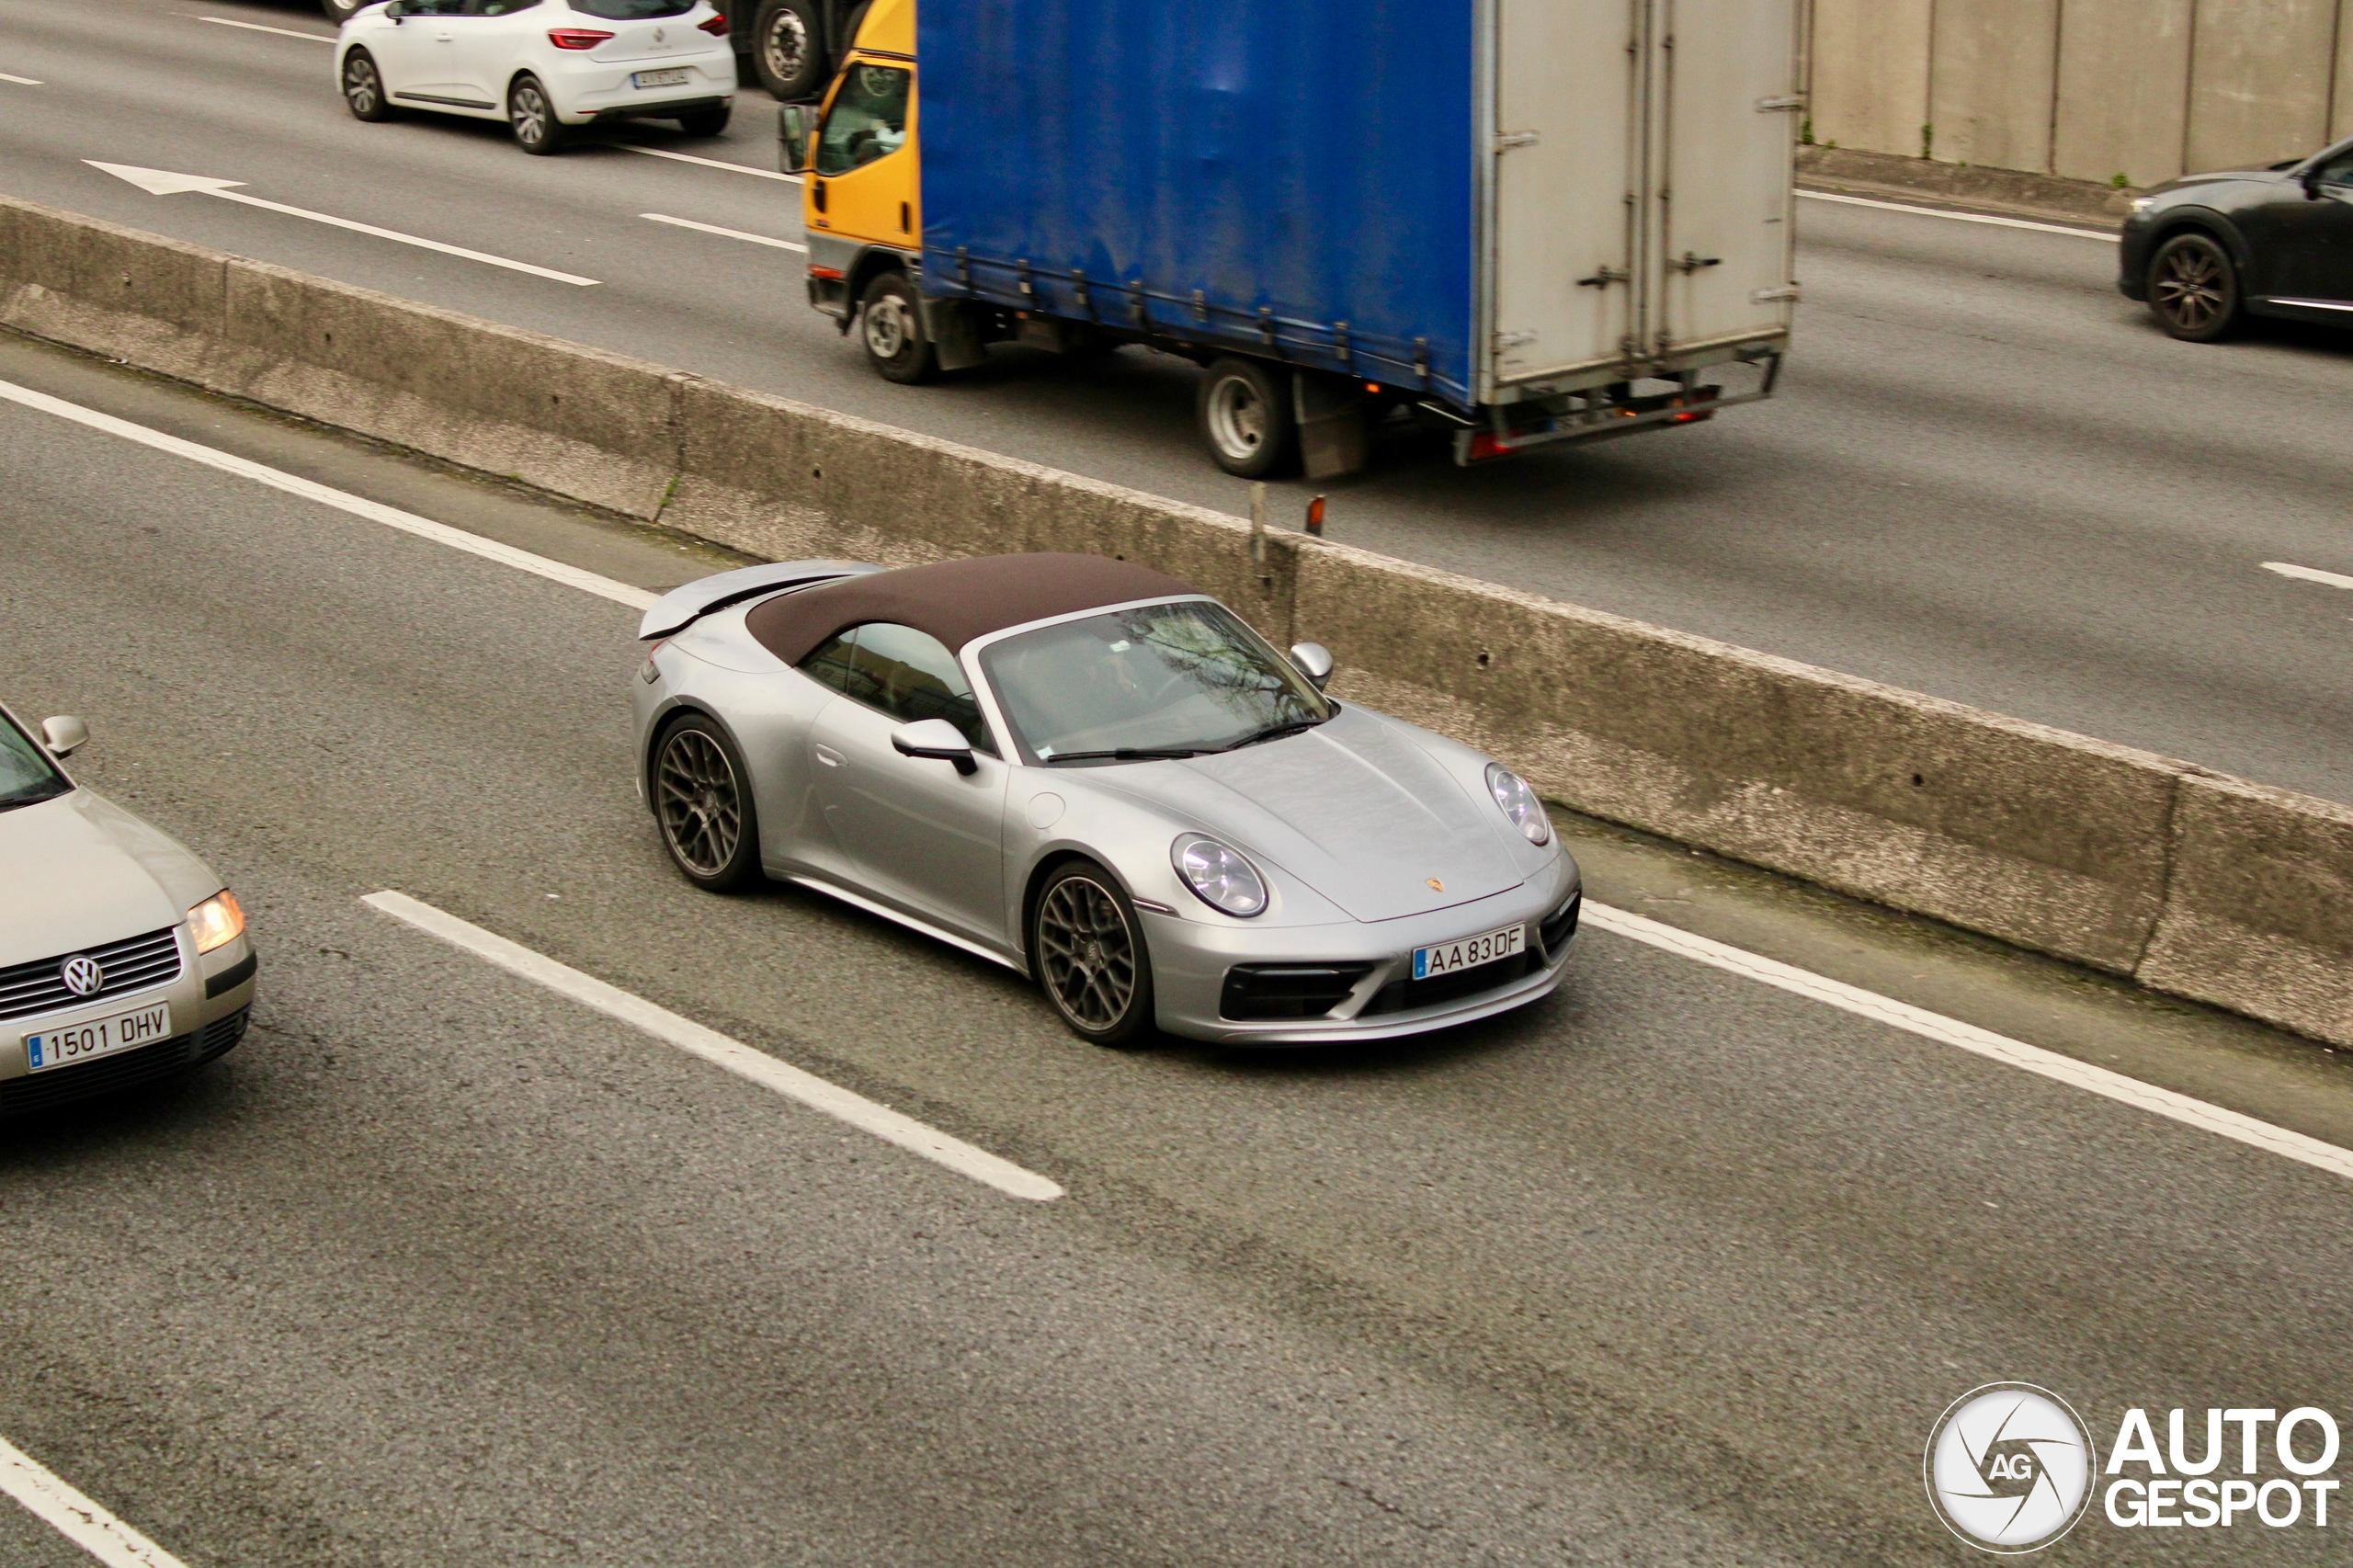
[5,194,2346,1049]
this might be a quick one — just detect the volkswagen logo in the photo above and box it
[1925,1383,2097,1552]
[60,953,106,996]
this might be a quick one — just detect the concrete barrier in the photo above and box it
[4,192,2349,1048]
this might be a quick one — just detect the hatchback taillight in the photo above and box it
[697,13,729,34]
[547,27,613,48]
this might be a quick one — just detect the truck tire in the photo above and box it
[321,0,367,20]
[752,0,826,100]
[859,273,939,384]
[1197,358,1299,478]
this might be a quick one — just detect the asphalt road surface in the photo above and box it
[4,0,2353,807]
[4,327,2352,1566]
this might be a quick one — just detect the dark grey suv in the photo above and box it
[2120,137,2353,340]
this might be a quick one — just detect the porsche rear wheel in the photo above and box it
[1031,861,1154,1047]
[654,715,761,891]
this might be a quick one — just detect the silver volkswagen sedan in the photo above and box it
[0,702,256,1115]
[631,553,1580,1046]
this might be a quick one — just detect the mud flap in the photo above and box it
[918,295,988,372]
[1293,369,1370,481]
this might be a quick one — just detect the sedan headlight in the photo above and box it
[188,890,245,954]
[1172,834,1267,917]
[1485,764,1552,846]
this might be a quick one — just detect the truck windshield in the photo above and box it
[0,713,68,812]
[980,601,1331,765]
[817,64,910,176]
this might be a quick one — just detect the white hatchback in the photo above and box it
[335,0,737,154]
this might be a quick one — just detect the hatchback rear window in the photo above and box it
[565,0,695,17]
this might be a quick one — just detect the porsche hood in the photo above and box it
[1112,709,1525,923]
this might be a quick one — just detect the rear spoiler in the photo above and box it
[637,560,884,641]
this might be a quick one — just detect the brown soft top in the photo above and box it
[745,552,1199,666]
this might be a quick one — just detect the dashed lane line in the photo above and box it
[2264,561,2353,592]
[0,72,42,85]
[618,142,803,183]
[641,211,808,251]
[0,1432,191,1568]
[186,14,337,41]
[362,892,1066,1202]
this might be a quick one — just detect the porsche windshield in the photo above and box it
[982,601,1331,764]
[0,713,68,812]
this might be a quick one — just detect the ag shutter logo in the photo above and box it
[1925,1384,2097,1552]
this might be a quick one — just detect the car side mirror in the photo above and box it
[40,714,88,757]
[384,0,407,19]
[779,103,816,176]
[1289,642,1335,691]
[892,717,977,775]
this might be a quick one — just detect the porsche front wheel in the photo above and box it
[1031,861,1154,1047]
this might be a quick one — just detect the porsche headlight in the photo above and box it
[1172,834,1267,917]
[1486,764,1552,846]
[188,890,245,954]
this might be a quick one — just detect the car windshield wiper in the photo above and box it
[1041,747,1203,764]
[1211,718,1326,753]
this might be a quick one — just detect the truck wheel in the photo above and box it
[2146,233,2241,342]
[859,273,939,384]
[1198,358,1299,478]
[321,0,367,20]
[752,0,825,99]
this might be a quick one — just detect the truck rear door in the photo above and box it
[1483,0,1796,399]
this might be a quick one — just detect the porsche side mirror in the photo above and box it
[1290,642,1334,690]
[40,714,88,757]
[892,717,977,776]
[778,103,816,176]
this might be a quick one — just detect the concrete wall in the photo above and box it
[6,193,2353,1051]
[1811,0,2353,186]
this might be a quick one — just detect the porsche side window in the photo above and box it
[840,623,996,754]
[800,631,859,693]
[816,64,910,177]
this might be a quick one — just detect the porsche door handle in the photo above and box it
[813,744,845,768]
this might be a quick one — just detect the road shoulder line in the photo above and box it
[1797,187,2121,242]
[1584,902,2353,1183]
[0,376,655,610]
[0,1431,190,1568]
[361,891,1065,1202]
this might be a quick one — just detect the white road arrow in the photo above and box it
[85,161,599,286]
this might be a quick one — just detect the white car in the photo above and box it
[335,0,737,154]
[0,705,256,1118]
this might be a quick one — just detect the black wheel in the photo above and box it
[1030,861,1154,1047]
[321,0,368,20]
[676,104,732,137]
[752,0,825,99]
[653,715,762,891]
[1197,357,1298,478]
[2147,232,2241,342]
[859,272,939,385]
[340,49,395,122]
[508,74,567,155]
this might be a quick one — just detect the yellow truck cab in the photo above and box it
[779,0,944,381]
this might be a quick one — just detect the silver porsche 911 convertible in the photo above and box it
[631,553,1580,1046]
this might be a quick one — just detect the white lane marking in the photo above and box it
[641,212,807,252]
[1798,187,2121,243]
[85,162,599,286]
[0,379,656,611]
[362,892,1065,1202]
[188,13,337,41]
[1582,902,2353,1183]
[0,1432,190,1568]
[618,142,802,183]
[2264,560,2353,591]
[0,72,42,85]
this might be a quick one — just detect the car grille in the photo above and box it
[0,927,184,1022]
[1363,950,1537,1017]
[1221,963,1378,1021]
[0,1007,248,1119]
